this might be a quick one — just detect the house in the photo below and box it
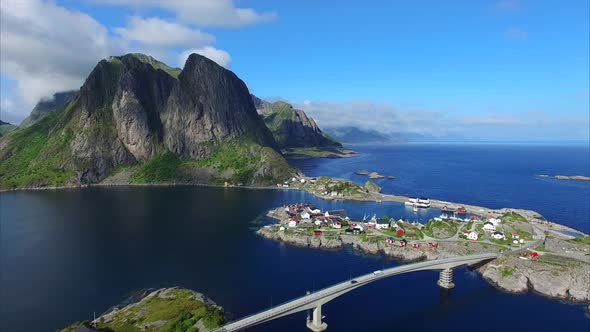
[399,239,407,247]
[354,225,365,232]
[492,231,505,240]
[300,211,311,219]
[519,239,525,244]
[412,243,420,249]
[529,251,539,259]
[511,232,520,239]
[376,219,390,229]
[314,220,321,226]
[470,215,480,221]
[512,239,520,245]
[467,231,478,241]
[483,222,496,232]
[332,221,342,229]
[462,230,471,237]
[330,191,338,197]
[300,178,306,183]
[313,230,322,236]
[386,237,395,245]
[288,219,298,227]
[427,242,438,248]
[396,229,405,236]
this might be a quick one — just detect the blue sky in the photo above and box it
[1,0,588,141]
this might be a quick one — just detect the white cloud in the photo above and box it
[495,0,521,13]
[0,0,118,120]
[114,16,214,48]
[93,0,276,28]
[179,47,231,68]
[291,100,448,135]
[505,27,528,40]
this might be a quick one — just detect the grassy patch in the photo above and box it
[500,267,514,278]
[423,219,458,239]
[129,152,181,184]
[568,236,590,245]
[61,288,226,332]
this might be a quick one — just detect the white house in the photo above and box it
[511,232,520,239]
[300,178,306,184]
[376,219,390,229]
[467,231,479,241]
[288,220,298,227]
[483,222,496,232]
[279,226,285,231]
[324,211,331,217]
[300,211,311,219]
[492,231,505,240]
[314,220,322,226]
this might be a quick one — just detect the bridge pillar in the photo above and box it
[437,268,455,289]
[306,304,328,332]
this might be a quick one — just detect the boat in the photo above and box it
[457,206,467,214]
[413,204,418,212]
[406,197,430,208]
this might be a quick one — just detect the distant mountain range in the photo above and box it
[252,96,341,149]
[323,127,467,143]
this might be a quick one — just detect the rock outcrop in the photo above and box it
[253,96,341,149]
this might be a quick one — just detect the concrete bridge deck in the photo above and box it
[213,253,499,332]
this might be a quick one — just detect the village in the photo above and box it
[262,202,543,260]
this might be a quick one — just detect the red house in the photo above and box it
[412,243,420,249]
[313,230,322,236]
[396,229,405,236]
[427,242,438,248]
[399,239,407,247]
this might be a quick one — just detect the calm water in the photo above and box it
[1,144,590,332]
[293,143,590,233]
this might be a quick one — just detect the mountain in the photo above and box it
[20,90,78,128]
[253,97,341,149]
[0,53,294,189]
[0,120,17,137]
[323,127,391,143]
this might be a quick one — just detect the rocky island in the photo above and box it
[537,174,590,182]
[258,202,590,304]
[60,288,225,332]
[354,170,396,179]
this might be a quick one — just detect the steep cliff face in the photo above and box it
[20,90,78,128]
[0,53,292,189]
[254,97,341,149]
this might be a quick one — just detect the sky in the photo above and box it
[1,0,589,141]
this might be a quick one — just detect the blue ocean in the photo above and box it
[1,143,589,332]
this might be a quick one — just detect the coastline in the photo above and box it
[257,205,590,304]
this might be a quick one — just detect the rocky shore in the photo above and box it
[259,206,590,304]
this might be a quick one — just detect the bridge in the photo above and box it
[213,253,499,332]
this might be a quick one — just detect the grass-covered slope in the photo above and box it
[0,103,78,189]
[60,288,225,332]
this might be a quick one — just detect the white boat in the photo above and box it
[406,197,430,208]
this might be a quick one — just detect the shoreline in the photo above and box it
[257,205,589,304]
